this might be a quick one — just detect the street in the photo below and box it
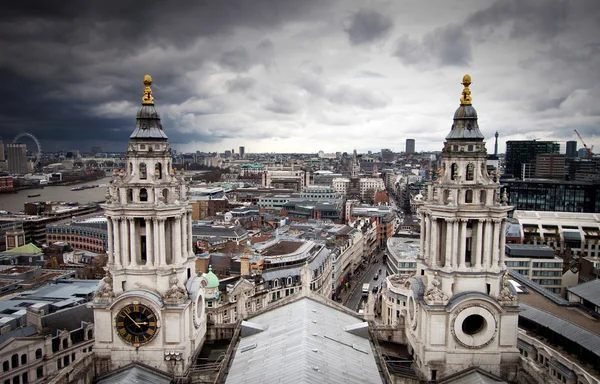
[344,254,387,312]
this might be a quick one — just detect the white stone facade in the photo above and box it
[404,76,521,382]
[90,77,206,377]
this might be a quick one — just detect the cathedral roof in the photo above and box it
[445,74,485,141]
[205,265,220,288]
[129,75,168,141]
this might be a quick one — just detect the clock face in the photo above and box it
[115,303,159,346]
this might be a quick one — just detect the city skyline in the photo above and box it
[1,1,599,155]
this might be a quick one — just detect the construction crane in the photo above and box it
[574,129,594,159]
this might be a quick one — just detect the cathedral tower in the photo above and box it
[405,75,520,381]
[91,75,207,376]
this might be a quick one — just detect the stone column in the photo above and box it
[474,220,483,269]
[499,219,506,268]
[153,218,160,267]
[452,219,459,268]
[187,210,193,256]
[419,216,425,259]
[424,214,431,263]
[492,219,501,269]
[158,218,167,266]
[129,218,138,267]
[106,216,114,265]
[120,218,129,267]
[459,219,467,269]
[113,218,122,268]
[180,213,186,262]
[174,215,182,265]
[430,216,438,268]
[145,217,154,267]
[445,219,453,268]
[483,219,492,269]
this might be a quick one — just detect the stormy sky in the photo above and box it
[0,0,599,155]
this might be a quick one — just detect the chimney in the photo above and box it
[240,254,250,277]
[195,254,210,274]
[26,306,44,332]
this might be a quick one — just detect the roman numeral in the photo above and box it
[147,313,155,319]
[118,328,127,336]
[116,322,124,327]
[149,322,156,327]
[125,334,132,342]
[133,305,140,312]
[146,328,155,336]
[134,336,140,344]
[123,306,132,314]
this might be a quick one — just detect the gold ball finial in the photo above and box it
[460,73,472,105]
[142,74,154,105]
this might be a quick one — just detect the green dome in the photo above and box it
[205,265,220,288]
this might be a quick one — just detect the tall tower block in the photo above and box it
[91,75,207,376]
[406,75,520,381]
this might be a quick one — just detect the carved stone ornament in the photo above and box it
[424,272,449,305]
[497,272,518,306]
[163,274,188,304]
[94,274,115,302]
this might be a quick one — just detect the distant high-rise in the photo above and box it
[91,146,102,154]
[381,148,394,162]
[405,138,415,154]
[566,141,577,158]
[494,131,499,156]
[505,140,560,179]
[239,146,245,159]
[7,143,28,174]
[0,136,4,161]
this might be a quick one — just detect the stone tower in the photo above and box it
[90,75,207,376]
[405,75,520,381]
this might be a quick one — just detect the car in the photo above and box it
[374,273,379,280]
[372,286,378,293]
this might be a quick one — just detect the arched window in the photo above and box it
[20,354,26,365]
[62,338,68,349]
[127,188,133,203]
[465,190,473,203]
[11,354,18,368]
[451,164,458,180]
[155,163,162,179]
[139,188,148,202]
[466,163,474,181]
[87,330,93,340]
[129,162,133,174]
[273,279,279,288]
[479,190,487,205]
[139,163,147,179]
[287,277,293,286]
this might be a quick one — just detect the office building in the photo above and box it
[405,138,415,154]
[503,178,600,212]
[534,153,565,179]
[381,148,395,162]
[505,140,560,179]
[238,146,245,159]
[6,143,29,174]
[566,140,577,158]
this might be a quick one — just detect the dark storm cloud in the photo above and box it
[0,0,322,151]
[344,9,393,46]
[220,47,250,72]
[393,24,471,67]
[466,0,569,41]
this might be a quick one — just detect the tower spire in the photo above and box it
[460,74,472,105]
[142,74,154,105]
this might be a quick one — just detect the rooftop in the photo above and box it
[567,279,600,308]
[261,240,303,256]
[225,297,382,384]
[387,237,420,260]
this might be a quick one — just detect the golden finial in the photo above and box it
[460,74,472,105]
[142,74,154,105]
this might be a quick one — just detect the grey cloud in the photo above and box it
[256,39,276,69]
[393,24,471,67]
[344,9,393,46]
[466,0,569,41]
[219,47,250,72]
[354,70,385,78]
[226,76,256,93]
[328,85,389,109]
[264,95,299,115]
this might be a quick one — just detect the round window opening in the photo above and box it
[462,314,485,335]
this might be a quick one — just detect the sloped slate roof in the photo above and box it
[97,364,171,384]
[519,303,600,359]
[225,297,382,384]
[566,279,600,307]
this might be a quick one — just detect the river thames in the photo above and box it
[0,177,113,213]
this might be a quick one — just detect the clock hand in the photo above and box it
[125,313,141,329]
